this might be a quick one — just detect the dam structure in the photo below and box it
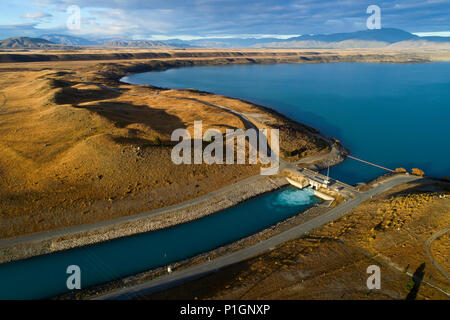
[284,167,356,206]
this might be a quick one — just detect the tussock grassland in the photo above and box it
[1,47,447,238]
[0,51,333,238]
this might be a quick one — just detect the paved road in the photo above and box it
[425,227,450,281]
[94,174,420,300]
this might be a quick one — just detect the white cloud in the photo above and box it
[21,12,52,19]
[414,31,450,37]
[2,1,450,39]
[0,22,41,39]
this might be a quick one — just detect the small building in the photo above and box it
[309,176,330,190]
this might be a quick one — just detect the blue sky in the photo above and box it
[0,0,449,39]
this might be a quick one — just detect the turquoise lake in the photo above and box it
[0,187,318,299]
[123,62,450,184]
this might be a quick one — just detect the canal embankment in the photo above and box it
[0,175,288,264]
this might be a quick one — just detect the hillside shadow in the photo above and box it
[406,263,426,300]
[54,86,122,105]
[389,179,449,199]
[74,101,185,136]
[291,147,308,157]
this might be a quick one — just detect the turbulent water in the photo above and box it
[0,186,318,299]
[271,188,316,207]
[123,62,450,184]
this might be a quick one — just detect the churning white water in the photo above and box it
[272,188,315,207]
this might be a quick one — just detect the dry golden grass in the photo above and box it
[0,70,252,237]
[0,54,328,238]
[2,47,445,238]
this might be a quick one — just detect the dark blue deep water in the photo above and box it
[124,63,450,184]
[0,187,318,299]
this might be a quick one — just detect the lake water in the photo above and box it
[123,62,450,184]
[0,187,318,299]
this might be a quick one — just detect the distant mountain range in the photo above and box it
[1,28,449,50]
[171,37,288,48]
[40,35,174,48]
[152,28,450,48]
[0,36,60,49]
[290,28,418,43]
[40,34,99,46]
[253,28,450,49]
[101,39,171,48]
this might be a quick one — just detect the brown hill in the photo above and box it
[0,37,60,49]
[254,39,389,49]
[104,40,172,48]
[0,57,330,237]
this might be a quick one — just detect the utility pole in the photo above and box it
[325,164,330,187]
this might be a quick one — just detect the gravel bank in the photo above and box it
[0,176,288,264]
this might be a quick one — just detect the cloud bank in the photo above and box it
[1,0,449,39]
